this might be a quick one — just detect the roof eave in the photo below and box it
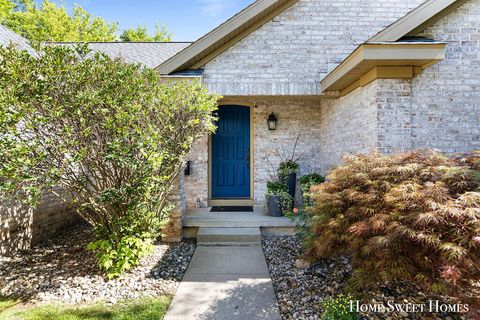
[368,0,466,42]
[320,42,447,96]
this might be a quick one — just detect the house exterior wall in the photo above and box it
[184,0,480,214]
[163,173,186,242]
[184,136,209,208]
[409,0,480,152]
[184,100,323,208]
[375,79,415,153]
[252,100,322,205]
[318,81,379,172]
[203,0,424,96]
[1,189,80,256]
[370,0,480,154]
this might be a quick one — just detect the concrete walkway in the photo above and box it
[164,246,281,320]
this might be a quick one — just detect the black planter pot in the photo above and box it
[282,172,297,200]
[267,196,283,217]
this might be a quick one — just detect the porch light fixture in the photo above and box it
[267,113,278,130]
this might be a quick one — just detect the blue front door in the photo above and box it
[212,105,251,198]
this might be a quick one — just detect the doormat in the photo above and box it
[210,206,254,212]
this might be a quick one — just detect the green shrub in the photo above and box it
[284,207,312,240]
[299,173,325,206]
[299,173,325,189]
[306,150,480,307]
[0,44,219,277]
[278,160,299,177]
[87,235,154,279]
[266,180,288,193]
[265,190,292,214]
[322,294,358,320]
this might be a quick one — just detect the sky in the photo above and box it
[50,0,255,41]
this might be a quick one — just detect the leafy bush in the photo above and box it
[265,190,292,215]
[284,207,311,240]
[299,173,325,206]
[299,173,325,190]
[266,181,288,193]
[278,160,299,177]
[87,235,154,279]
[306,150,480,307]
[266,180,292,215]
[0,44,219,277]
[321,294,358,320]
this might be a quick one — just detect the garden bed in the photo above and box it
[262,235,466,320]
[0,223,196,305]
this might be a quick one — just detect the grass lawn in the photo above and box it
[0,296,171,320]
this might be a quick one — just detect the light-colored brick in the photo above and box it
[185,101,323,207]
[5,0,480,243]
[203,0,424,96]
[319,81,379,172]
[185,0,480,215]
[1,188,80,256]
[163,173,186,242]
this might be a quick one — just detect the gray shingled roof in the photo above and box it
[0,26,191,68]
[0,24,38,57]
[54,42,192,69]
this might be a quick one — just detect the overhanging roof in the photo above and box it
[52,42,191,69]
[368,0,467,42]
[0,24,38,57]
[155,0,298,74]
[320,42,446,95]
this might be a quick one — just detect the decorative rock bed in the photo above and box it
[262,235,466,320]
[0,223,196,304]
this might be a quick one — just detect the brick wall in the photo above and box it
[184,136,209,208]
[253,100,323,205]
[162,173,186,242]
[316,0,480,168]
[372,0,480,154]
[319,81,379,172]
[203,0,424,96]
[410,0,480,152]
[182,0,480,211]
[184,100,323,208]
[1,189,80,256]
[376,79,415,154]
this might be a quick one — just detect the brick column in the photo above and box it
[163,172,186,242]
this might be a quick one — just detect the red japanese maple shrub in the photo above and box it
[306,150,480,308]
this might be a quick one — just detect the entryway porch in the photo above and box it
[183,208,296,245]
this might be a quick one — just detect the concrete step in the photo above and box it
[197,227,261,246]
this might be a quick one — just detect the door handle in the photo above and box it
[246,147,250,169]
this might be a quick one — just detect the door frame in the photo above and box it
[208,102,254,207]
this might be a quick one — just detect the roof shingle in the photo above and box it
[54,42,192,69]
[0,24,38,57]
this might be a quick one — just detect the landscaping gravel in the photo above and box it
[0,223,196,304]
[262,235,466,320]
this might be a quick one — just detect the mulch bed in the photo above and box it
[262,235,466,320]
[0,223,196,304]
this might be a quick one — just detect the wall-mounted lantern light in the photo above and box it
[267,113,278,130]
[184,160,191,176]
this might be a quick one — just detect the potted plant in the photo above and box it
[299,173,325,207]
[278,160,299,200]
[265,181,292,217]
[264,134,303,208]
